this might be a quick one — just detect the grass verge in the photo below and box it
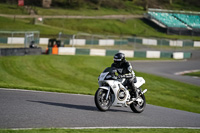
[43,18,200,40]
[0,3,28,15]
[0,55,199,114]
[184,71,200,77]
[1,16,200,40]
[0,17,69,37]
[0,128,200,133]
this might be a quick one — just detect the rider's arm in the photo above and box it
[124,70,135,79]
[122,62,135,79]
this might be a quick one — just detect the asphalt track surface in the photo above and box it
[0,88,200,129]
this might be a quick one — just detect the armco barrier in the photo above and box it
[7,37,24,44]
[106,49,119,56]
[194,41,200,47]
[49,47,191,59]
[76,48,90,55]
[70,39,86,45]
[146,51,161,58]
[0,48,42,56]
[86,40,99,45]
[173,52,184,59]
[99,39,114,46]
[62,38,200,47]
[0,38,7,44]
[128,37,200,47]
[173,52,192,59]
[58,47,75,55]
[1,37,200,47]
[160,51,173,58]
[142,38,157,46]
[119,50,134,58]
[134,51,146,58]
[90,49,106,56]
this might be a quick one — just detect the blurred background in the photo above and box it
[0,0,200,54]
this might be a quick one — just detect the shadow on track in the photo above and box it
[27,100,130,113]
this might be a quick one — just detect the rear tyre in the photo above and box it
[130,94,146,113]
[94,88,112,111]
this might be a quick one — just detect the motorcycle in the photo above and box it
[94,67,147,113]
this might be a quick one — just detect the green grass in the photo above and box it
[35,6,144,16]
[1,15,200,40]
[43,18,200,40]
[0,17,72,37]
[0,128,200,133]
[0,4,28,15]
[0,55,106,95]
[43,19,155,35]
[184,71,200,77]
[0,55,199,114]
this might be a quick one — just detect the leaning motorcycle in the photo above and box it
[94,67,147,113]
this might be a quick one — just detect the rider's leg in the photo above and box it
[128,77,138,98]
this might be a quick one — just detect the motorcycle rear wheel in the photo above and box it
[130,94,146,113]
[94,88,112,111]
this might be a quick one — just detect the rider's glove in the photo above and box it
[117,75,125,79]
[117,75,121,79]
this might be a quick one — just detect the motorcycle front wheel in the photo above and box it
[130,94,146,113]
[94,88,112,111]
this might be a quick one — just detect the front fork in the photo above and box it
[105,88,110,100]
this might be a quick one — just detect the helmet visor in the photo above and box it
[113,58,122,62]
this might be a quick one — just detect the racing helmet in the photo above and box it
[113,53,125,67]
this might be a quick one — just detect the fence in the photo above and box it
[0,31,40,48]
[59,33,200,49]
[0,47,42,56]
[59,32,128,46]
[127,37,200,47]
[1,32,200,51]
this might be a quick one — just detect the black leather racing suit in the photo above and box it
[111,60,137,97]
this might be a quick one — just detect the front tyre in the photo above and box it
[130,94,146,113]
[94,88,112,111]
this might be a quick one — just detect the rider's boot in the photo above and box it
[131,85,139,101]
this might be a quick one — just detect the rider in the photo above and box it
[111,52,138,99]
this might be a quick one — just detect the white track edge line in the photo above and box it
[174,69,200,75]
[0,88,93,97]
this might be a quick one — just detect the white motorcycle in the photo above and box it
[94,67,147,113]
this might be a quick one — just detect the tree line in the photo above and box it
[1,0,200,10]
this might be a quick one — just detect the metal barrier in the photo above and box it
[0,48,42,56]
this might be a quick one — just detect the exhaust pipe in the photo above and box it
[142,89,147,94]
[126,101,134,105]
[127,89,147,105]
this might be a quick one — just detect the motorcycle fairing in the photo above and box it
[134,77,145,88]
